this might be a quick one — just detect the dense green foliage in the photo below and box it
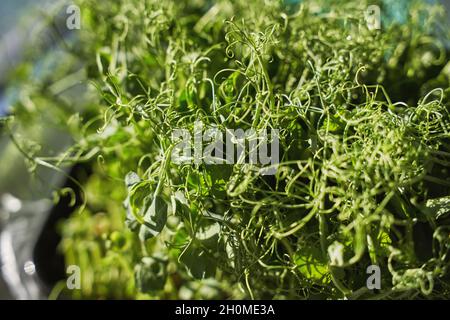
[2,0,450,299]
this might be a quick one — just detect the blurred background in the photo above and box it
[0,0,41,299]
[0,0,85,299]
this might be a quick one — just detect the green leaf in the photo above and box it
[320,114,345,133]
[294,248,329,284]
[123,171,142,232]
[138,195,168,242]
[180,242,217,279]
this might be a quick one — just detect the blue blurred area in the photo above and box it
[383,0,449,26]
[0,0,36,35]
[0,96,8,116]
[285,0,449,23]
